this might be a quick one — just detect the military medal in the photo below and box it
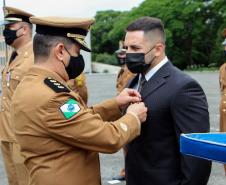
[6,71,10,87]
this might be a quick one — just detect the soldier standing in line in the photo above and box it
[0,6,34,185]
[116,41,135,94]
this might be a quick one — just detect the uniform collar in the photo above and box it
[6,41,33,69]
[28,65,67,85]
[16,40,32,56]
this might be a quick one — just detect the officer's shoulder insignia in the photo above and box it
[44,77,70,93]
[60,98,81,119]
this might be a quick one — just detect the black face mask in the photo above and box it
[117,57,126,65]
[224,50,226,56]
[3,27,23,45]
[126,46,155,74]
[64,48,85,79]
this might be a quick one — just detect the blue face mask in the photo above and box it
[224,50,226,56]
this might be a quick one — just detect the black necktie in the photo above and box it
[138,74,147,93]
[9,51,18,64]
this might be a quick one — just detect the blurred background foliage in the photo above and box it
[91,0,226,70]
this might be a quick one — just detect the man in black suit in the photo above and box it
[124,17,211,185]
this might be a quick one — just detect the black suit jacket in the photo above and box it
[125,62,211,185]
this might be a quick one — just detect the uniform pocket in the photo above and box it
[9,69,24,91]
[12,142,26,164]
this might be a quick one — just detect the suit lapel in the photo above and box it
[141,62,172,100]
[126,74,139,89]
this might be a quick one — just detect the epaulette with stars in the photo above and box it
[44,77,70,93]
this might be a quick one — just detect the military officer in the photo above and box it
[219,28,226,175]
[0,6,34,185]
[11,16,148,185]
[116,41,135,94]
[67,73,88,104]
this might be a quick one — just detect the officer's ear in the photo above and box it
[16,22,25,34]
[154,42,165,57]
[22,24,31,35]
[54,43,68,62]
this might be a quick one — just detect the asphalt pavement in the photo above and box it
[0,71,225,185]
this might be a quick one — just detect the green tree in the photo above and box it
[91,0,226,69]
[91,10,125,60]
[208,0,226,66]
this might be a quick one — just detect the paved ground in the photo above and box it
[0,71,226,185]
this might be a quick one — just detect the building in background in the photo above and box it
[81,33,92,73]
[0,26,7,69]
[0,0,8,71]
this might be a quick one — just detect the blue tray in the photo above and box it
[180,133,226,164]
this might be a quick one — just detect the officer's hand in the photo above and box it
[115,88,141,109]
[127,102,147,123]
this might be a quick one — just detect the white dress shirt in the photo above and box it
[134,56,169,90]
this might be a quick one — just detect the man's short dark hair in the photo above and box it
[21,21,33,32]
[126,17,165,42]
[26,22,33,31]
[33,34,74,61]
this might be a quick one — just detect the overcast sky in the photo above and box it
[0,0,144,19]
